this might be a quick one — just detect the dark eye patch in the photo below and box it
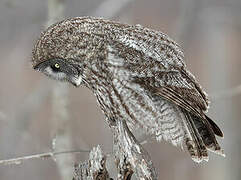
[51,63,61,72]
[34,58,79,78]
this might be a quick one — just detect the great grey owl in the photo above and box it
[32,17,224,163]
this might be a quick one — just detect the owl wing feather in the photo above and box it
[145,69,208,118]
[128,61,209,120]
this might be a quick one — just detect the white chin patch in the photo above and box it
[44,67,82,87]
[44,67,67,81]
[72,76,82,87]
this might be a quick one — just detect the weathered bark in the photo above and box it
[73,120,157,180]
[112,120,157,180]
[73,145,111,180]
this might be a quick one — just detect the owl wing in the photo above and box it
[131,65,224,160]
[110,33,209,118]
[107,32,224,161]
[134,68,209,119]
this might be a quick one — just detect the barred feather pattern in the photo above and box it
[32,17,224,162]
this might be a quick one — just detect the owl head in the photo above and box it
[32,17,108,87]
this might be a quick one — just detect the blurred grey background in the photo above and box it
[0,0,240,179]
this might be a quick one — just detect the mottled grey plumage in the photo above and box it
[32,17,224,162]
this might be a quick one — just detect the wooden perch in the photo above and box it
[73,145,111,180]
[74,120,157,180]
[112,120,157,180]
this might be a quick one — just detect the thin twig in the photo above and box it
[0,149,90,166]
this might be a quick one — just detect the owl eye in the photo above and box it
[51,63,60,72]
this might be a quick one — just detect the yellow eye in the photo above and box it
[54,63,60,69]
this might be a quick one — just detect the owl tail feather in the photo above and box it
[183,110,225,163]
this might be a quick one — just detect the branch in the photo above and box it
[51,82,75,179]
[46,0,79,179]
[73,145,111,180]
[112,120,157,180]
[73,127,157,180]
[0,149,89,166]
